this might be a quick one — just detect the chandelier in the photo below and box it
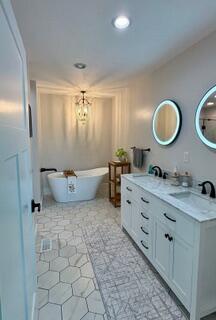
[75,90,91,124]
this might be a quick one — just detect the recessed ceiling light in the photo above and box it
[207,102,214,106]
[113,15,131,30]
[74,63,86,69]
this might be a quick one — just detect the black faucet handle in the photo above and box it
[153,168,158,177]
[198,183,207,195]
[163,172,168,180]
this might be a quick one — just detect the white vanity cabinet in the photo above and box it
[121,175,216,320]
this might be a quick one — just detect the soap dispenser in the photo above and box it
[181,172,190,187]
[171,166,180,186]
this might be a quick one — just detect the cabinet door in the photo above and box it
[170,236,193,309]
[131,201,140,242]
[154,219,170,279]
[121,195,132,234]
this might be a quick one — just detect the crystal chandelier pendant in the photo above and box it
[75,90,91,124]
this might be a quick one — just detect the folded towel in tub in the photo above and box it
[67,175,77,194]
[133,148,145,169]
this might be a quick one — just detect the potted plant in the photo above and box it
[115,148,127,162]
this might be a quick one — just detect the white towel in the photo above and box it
[67,176,77,194]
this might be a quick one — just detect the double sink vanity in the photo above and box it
[121,173,216,320]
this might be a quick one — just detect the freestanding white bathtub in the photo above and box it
[48,167,108,202]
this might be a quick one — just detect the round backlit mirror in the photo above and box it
[152,100,182,145]
[195,85,216,149]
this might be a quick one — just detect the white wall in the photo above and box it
[39,93,112,192]
[113,31,216,182]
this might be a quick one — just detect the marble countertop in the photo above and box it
[122,173,216,222]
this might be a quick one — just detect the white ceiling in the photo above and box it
[11,0,216,92]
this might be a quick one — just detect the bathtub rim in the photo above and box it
[47,167,108,180]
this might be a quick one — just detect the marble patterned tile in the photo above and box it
[35,288,48,309]
[81,262,95,278]
[59,245,76,258]
[62,296,88,320]
[37,260,49,276]
[39,303,61,320]
[72,277,94,298]
[69,253,88,267]
[49,282,72,304]
[60,266,80,284]
[38,271,59,290]
[87,290,105,315]
[50,257,69,272]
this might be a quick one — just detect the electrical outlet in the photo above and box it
[183,151,189,162]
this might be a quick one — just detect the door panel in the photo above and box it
[170,236,193,308]
[0,1,35,320]
[0,3,25,129]
[154,219,170,279]
[0,155,27,320]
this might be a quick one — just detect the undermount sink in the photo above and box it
[169,191,216,213]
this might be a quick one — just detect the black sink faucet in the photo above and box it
[198,181,216,199]
[152,166,163,178]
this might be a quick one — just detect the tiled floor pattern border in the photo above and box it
[82,218,188,320]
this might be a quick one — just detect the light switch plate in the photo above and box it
[183,151,189,162]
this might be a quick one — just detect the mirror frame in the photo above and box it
[195,85,216,149]
[152,99,182,146]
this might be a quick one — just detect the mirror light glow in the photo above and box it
[152,100,181,146]
[195,85,216,149]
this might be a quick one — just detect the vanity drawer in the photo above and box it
[155,200,195,246]
[121,178,140,197]
[138,189,153,210]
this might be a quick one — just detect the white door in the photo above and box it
[154,219,170,279]
[0,1,36,320]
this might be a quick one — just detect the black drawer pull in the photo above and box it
[141,240,149,249]
[126,187,132,192]
[126,200,131,204]
[141,197,149,204]
[141,212,149,220]
[164,213,176,223]
[164,233,169,239]
[141,226,149,235]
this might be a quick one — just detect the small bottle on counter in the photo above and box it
[171,172,180,186]
[181,171,190,187]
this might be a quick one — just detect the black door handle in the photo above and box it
[31,199,41,213]
[164,233,169,239]
[164,213,176,222]
[126,187,132,192]
[126,200,131,204]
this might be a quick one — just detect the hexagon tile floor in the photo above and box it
[34,194,216,320]
[35,194,117,320]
